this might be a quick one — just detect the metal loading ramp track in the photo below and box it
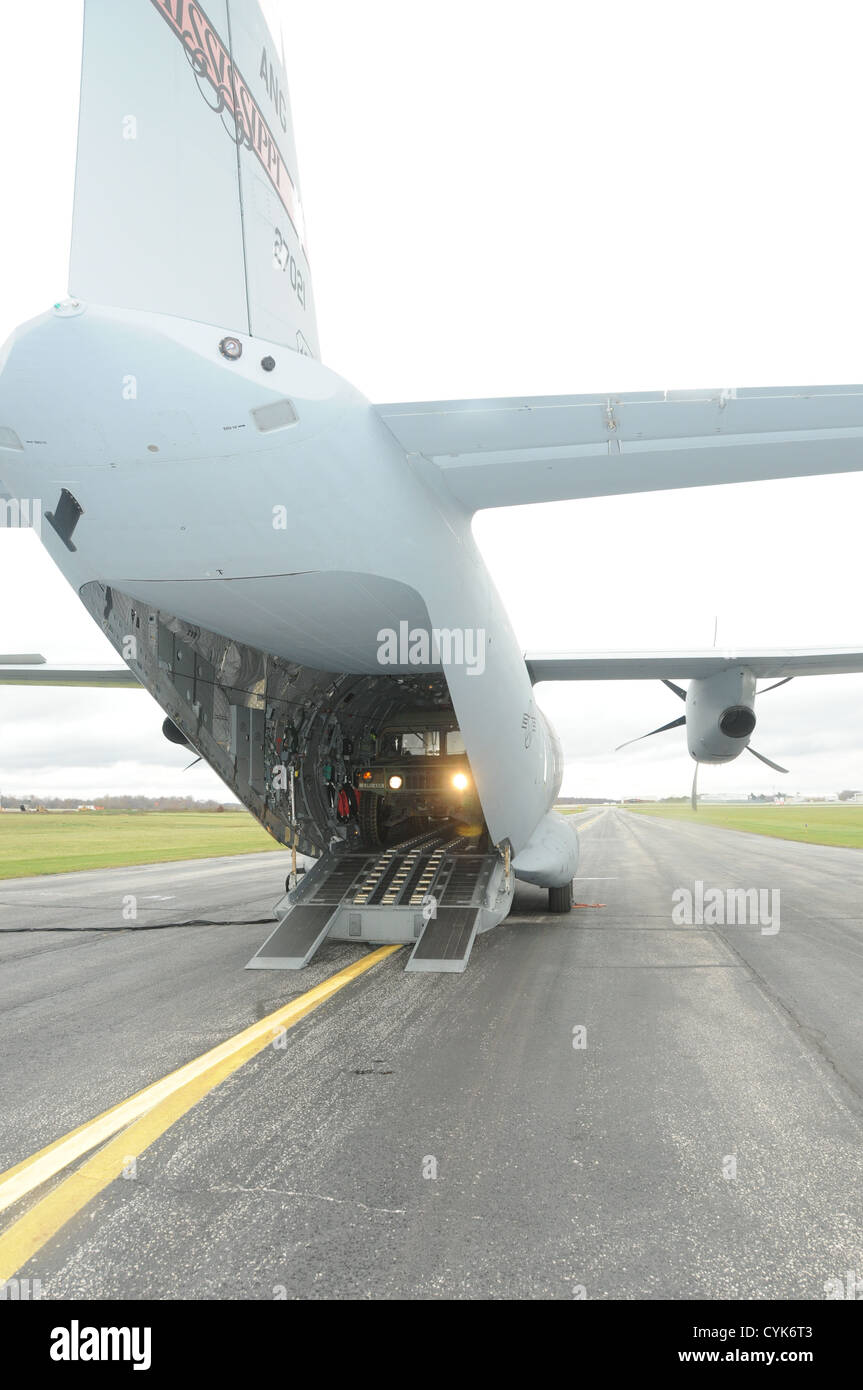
[246,828,511,973]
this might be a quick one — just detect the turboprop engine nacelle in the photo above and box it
[685,668,757,764]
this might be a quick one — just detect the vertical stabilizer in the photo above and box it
[70,0,319,355]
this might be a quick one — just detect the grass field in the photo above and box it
[0,811,281,879]
[626,802,863,848]
[4,803,860,879]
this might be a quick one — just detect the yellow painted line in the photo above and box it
[0,945,400,1279]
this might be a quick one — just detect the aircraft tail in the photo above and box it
[70,0,319,357]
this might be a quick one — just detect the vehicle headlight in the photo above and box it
[388,774,403,790]
[452,772,469,791]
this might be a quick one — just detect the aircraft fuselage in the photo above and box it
[0,301,578,888]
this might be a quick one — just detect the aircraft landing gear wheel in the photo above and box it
[548,881,573,914]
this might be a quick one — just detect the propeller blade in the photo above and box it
[615,714,686,752]
[183,755,203,771]
[691,763,699,812]
[757,676,793,695]
[662,679,687,701]
[746,746,789,774]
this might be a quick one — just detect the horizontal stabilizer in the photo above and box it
[526,648,863,683]
[376,386,863,512]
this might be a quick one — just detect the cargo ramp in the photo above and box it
[246,829,512,974]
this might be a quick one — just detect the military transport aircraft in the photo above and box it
[2,0,863,971]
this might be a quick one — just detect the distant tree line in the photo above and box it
[556,797,615,805]
[0,794,240,812]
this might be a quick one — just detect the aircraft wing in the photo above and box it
[526,649,863,683]
[376,386,863,512]
[0,656,140,688]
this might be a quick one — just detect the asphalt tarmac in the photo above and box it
[1,808,860,1299]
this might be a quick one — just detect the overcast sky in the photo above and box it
[1,0,862,802]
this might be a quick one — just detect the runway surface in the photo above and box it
[0,808,861,1299]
